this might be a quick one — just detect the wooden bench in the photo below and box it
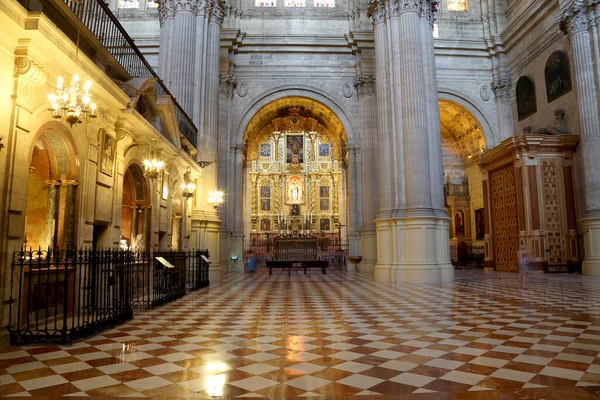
[266,260,329,275]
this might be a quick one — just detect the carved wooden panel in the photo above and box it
[542,160,564,265]
[491,166,519,271]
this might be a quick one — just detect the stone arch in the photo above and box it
[25,121,81,250]
[438,89,496,147]
[234,85,358,146]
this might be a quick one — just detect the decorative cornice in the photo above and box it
[557,0,590,37]
[15,56,46,86]
[490,77,511,100]
[353,75,376,98]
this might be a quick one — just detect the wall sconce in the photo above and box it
[208,190,224,209]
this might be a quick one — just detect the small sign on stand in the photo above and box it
[155,256,176,269]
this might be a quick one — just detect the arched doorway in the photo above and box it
[438,99,487,262]
[242,98,349,259]
[25,126,79,250]
[121,164,151,251]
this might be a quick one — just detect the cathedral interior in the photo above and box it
[0,0,600,397]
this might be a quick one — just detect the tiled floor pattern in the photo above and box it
[2,269,600,398]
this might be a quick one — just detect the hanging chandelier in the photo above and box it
[48,75,97,127]
[208,191,224,209]
[143,138,164,180]
[181,167,196,200]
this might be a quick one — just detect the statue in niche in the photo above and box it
[455,213,464,237]
[516,76,537,121]
[545,51,572,103]
[287,176,303,204]
[475,208,485,240]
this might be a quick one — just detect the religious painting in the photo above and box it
[260,185,270,198]
[320,218,330,231]
[261,199,270,211]
[516,76,537,121]
[319,143,330,157]
[287,176,303,204]
[475,208,485,240]
[99,129,116,176]
[545,51,572,103]
[286,135,304,164]
[320,198,330,211]
[261,218,271,231]
[320,186,329,198]
[260,144,271,157]
[455,211,464,237]
[290,204,300,216]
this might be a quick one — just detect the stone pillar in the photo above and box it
[346,146,361,270]
[168,0,197,115]
[491,77,514,142]
[370,0,452,283]
[157,0,174,82]
[354,75,378,270]
[558,1,600,275]
[143,206,152,251]
[45,181,60,249]
[231,144,244,258]
[131,205,138,250]
[62,181,78,249]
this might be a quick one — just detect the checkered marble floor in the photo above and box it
[2,269,600,399]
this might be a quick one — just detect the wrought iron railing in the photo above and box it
[56,0,198,150]
[9,248,209,345]
[450,243,485,268]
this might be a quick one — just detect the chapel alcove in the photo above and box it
[438,99,487,260]
[241,97,349,263]
[121,164,151,251]
[25,127,79,250]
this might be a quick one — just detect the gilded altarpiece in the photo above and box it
[246,108,343,238]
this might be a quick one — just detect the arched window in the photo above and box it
[516,76,537,121]
[545,50,572,103]
[314,0,334,7]
[255,0,276,6]
[448,0,467,12]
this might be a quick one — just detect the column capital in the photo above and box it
[45,180,61,186]
[157,0,174,24]
[15,56,46,86]
[491,77,511,100]
[557,0,591,37]
[210,1,226,25]
[173,0,199,15]
[354,75,376,98]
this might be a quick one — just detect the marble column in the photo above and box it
[230,144,244,258]
[157,0,174,83]
[168,0,197,115]
[62,181,78,249]
[45,181,60,249]
[558,1,600,275]
[370,0,452,283]
[354,75,378,270]
[491,76,513,142]
[131,205,138,250]
[143,206,152,252]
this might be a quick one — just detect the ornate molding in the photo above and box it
[173,0,198,14]
[15,56,46,85]
[157,0,174,24]
[354,75,376,98]
[219,73,237,98]
[368,0,438,24]
[557,0,590,37]
[210,0,226,25]
[491,77,511,100]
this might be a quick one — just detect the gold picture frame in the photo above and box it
[99,129,116,176]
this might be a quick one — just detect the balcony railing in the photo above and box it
[54,0,198,151]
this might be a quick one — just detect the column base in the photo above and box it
[582,217,600,276]
[209,265,223,283]
[359,229,377,271]
[374,215,453,283]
